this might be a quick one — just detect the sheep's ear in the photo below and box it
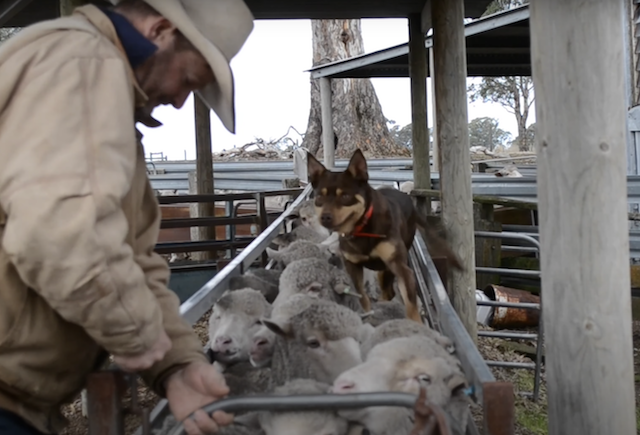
[273,232,296,247]
[266,247,282,260]
[262,318,293,337]
[334,282,362,299]
[333,282,348,294]
[285,210,300,221]
[303,281,323,296]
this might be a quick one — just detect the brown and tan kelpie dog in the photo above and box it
[307,149,462,323]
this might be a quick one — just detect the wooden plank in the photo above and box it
[530,1,636,433]
[431,0,477,341]
[192,95,216,261]
[630,264,640,288]
[429,48,439,176]
[319,77,335,169]
[473,203,502,291]
[409,13,430,216]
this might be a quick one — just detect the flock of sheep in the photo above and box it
[157,196,472,435]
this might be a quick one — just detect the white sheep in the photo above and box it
[294,199,332,239]
[224,300,368,397]
[208,288,272,369]
[360,300,407,327]
[360,318,456,359]
[272,257,363,313]
[250,294,319,368]
[266,240,333,267]
[272,224,329,248]
[332,335,471,435]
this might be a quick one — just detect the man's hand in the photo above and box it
[113,329,172,372]
[166,361,233,435]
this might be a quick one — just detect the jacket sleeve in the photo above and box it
[136,178,209,396]
[0,55,164,356]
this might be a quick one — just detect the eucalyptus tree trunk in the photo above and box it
[302,20,410,158]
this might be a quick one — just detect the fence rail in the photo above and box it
[148,165,640,204]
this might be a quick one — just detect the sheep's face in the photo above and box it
[300,328,362,385]
[260,411,349,435]
[263,302,364,384]
[252,294,320,368]
[299,202,332,238]
[331,337,468,424]
[391,357,468,406]
[250,324,276,368]
[208,290,270,365]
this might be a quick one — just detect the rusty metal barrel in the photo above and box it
[483,284,541,329]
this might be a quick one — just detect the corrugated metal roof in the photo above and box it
[1,0,493,28]
[307,4,531,79]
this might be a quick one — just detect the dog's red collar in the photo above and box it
[347,203,386,239]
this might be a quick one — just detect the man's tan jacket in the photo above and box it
[0,5,207,433]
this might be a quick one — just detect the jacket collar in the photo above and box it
[100,7,158,70]
[72,4,150,110]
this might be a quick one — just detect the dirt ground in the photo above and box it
[60,314,639,435]
[472,324,548,435]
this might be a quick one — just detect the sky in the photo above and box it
[137,18,535,161]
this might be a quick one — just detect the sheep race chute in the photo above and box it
[77,184,516,435]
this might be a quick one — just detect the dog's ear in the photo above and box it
[307,152,326,187]
[347,149,368,182]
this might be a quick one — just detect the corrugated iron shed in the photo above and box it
[307,4,530,79]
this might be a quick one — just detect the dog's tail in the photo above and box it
[415,213,465,271]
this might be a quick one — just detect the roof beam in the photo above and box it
[0,0,34,27]
[308,4,530,79]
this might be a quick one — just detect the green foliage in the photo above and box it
[513,370,548,435]
[468,117,511,151]
[387,120,432,150]
[468,76,535,151]
[468,77,533,111]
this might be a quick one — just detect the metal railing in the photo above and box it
[82,185,516,435]
[474,231,544,402]
[155,188,303,270]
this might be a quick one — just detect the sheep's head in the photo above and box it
[263,301,364,384]
[250,294,319,368]
[331,336,468,425]
[208,288,271,365]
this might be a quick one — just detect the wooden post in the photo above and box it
[60,0,86,16]
[530,1,636,434]
[429,47,438,173]
[191,94,216,261]
[319,77,335,169]
[431,0,477,341]
[408,14,430,216]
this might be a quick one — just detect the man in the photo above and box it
[0,1,254,434]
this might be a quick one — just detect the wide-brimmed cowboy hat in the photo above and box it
[110,0,254,133]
